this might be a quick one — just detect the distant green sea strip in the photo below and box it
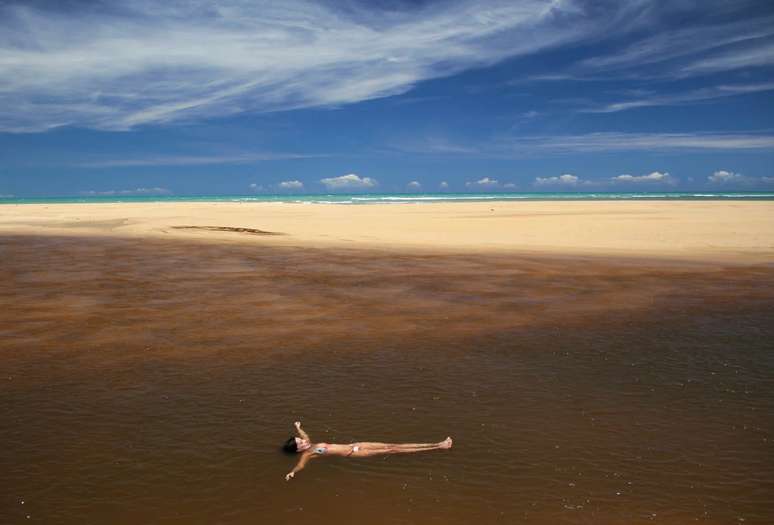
[2,192,774,205]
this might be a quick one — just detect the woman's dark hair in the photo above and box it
[283,437,298,453]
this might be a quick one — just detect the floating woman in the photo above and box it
[283,421,453,480]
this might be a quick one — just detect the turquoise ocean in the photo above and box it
[1,191,774,205]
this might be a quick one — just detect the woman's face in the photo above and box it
[295,437,311,452]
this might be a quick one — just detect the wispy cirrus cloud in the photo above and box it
[81,187,171,196]
[526,8,774,112]
[681,40,774,76]
[390,136,482,155]
[74,152,319,168]
[0,0,610,132]
[396,131,774,157]
[2,1,771,133]
[585,82,774,113]
[523,132,774,153]
[577,13,774,77]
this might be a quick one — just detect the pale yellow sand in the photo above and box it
[1,201,773,263]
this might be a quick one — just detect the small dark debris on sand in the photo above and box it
[172,226,283,236]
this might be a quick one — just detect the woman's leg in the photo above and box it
[389,438,452,452]
[357,442,436,450]
[355,437,452,455]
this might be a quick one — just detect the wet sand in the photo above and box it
[2,231,774,524]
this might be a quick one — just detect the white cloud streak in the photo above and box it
[0,0,601,132]
[612,171,675,184]
[707,170,774,187]
[81,187,171,196]
[320,173,377,190]
[681,40,774,76]
[708,170,747,184]
[466,177,499,188]
[586,82,774,113]
[578,13,774,77]
[278,180,304,190]
[402,132,774,157]
[2,1,770,134]
[511,132,774,153]
[392,136,481,155]
[534,174,579,186]
[75,152,320,168]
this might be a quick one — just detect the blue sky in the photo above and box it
[1,0,773,197]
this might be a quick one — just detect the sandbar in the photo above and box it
[1,200,773,263]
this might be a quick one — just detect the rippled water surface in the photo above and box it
[2,235,773,524]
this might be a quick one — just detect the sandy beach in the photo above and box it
[1,200,773,262]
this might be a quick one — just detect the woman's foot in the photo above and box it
[440,437,453,449]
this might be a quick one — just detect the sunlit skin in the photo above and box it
[285,421,453,481]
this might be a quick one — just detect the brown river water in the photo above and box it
[2,235,773,524]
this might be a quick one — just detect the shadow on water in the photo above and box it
[1,235,773,524]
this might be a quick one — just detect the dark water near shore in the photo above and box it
[2,235,773,524]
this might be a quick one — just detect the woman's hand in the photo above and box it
[294,421,311,441]
[285,472,295,481]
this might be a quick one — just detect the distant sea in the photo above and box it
[2,191,774,205]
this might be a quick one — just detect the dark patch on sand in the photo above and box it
[171,225,282,235]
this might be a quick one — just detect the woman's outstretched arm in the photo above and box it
[285,452,311,481]
[294,421,311,442]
